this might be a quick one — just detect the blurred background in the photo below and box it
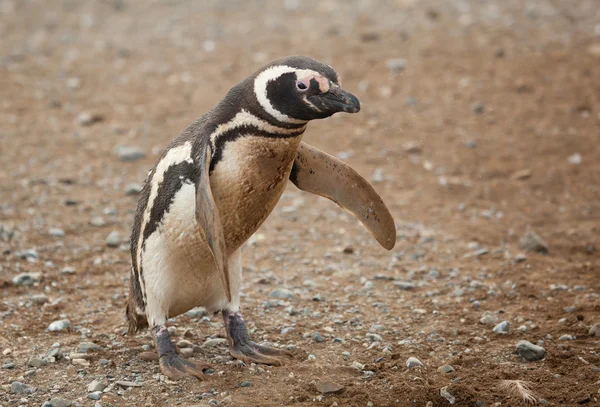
[1,1,599,406]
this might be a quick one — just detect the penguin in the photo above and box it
[126,55,396,380]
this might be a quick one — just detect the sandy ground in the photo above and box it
[1,1,600,406]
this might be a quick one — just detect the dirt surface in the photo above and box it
[1,1,600,406]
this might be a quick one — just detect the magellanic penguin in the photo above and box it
[126,55,396,380]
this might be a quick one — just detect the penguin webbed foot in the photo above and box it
[224,310,293,366]
[152,325,210,380]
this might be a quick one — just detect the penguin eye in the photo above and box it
[296,80,308,91]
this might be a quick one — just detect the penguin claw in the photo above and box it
[159,353,210,380]
[229,342,293,366]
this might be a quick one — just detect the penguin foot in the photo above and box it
[159,352,210,380]
[152,324,210,380]
[223,310,293,366]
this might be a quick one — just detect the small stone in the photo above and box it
[72,358,90,367]
[440,386,456,404]
[567,153,582,165]
[519,232,548,253]
[89,216,106,227]
[438,365,455,374]
[87,379,107,392]
[371,167,385,183]
[49,228,65,237]
[12,272,42,286]
[464,139,478,149]
[385,58,407,73]
[125,183,142,195]
[471,102,485,114]
[307,354,317,361]
[77,111,104,126]
[177,339,194,348]
[269,288,294,299]
[115,380,143,388]
[3,348,12,356]
[78,342,100,353]
[240,381,252,387]
[479,311,498,325]
[516,340,546,361]
[311,332,324,343]
[105,231,121,248]
[61,266,76,274]
[180,348,194,357]
[314,381,345,394]
[510,169,532,180]
[3,362,15,369]
[87,391,102,400]
[140,351,159,362]
[589,323,600,337]
[394,281,415,290]
[50,398,72,407]
[184,307,206,317]
[11,381,35,394]
[115,145,145,161]
[281,327,295,335]
[31,294,49,305]
[27,356,47,368]
[406,357,424,368]
[514,253,527,263]
[558,334,574,341]
[48,319,71,332]
[202,338,227,348]
[493,321,510,334]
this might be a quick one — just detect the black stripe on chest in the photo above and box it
[142,161,198,245]
[209,124,305,173]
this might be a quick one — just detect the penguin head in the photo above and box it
[253,56,360,123]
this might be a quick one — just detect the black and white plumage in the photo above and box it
[126,56,396,379]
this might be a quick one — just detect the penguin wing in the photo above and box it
[195,144,232,302]
[289,141,396,250]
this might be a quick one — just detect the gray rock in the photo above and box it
[479,311,498,325]
[77,111,103,126]
[394,281,415,290]
[269,288,294,299]
[11,381,35,394]
[27,356,47,368]
[516,340,546,361]
[202,338,227,348]
[49,228,65,237]
[48,319,71,332]
[12,272,42,286]
[115,380,143,388]
[589,323,600,337]
[125,183,142,195]
[514,253,527,263]
[105,231,121,247]
[115,145,145,161]
[15,249,39,260]
[438,364,455,374]
[371,167,384,183]
[471,102,485,114]
[440,386,456,404]
[50,398,72,407]
[87,379,107,392]
[89,216,106,227]
[240,381,252,387]
[311,332,324,343]
[385,58,407,73]
[184,307,207,317]
[87,391,102,400]
[3,361,15,369]
[406,357,424,368]
[493,321,510,334]
[314,381,345,394]
[558,334,574,341]
[281,327,295,335]
[78,342,100,353]
[519,232,548,253]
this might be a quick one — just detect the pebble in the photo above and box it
[125,183,142,195]
[180,348,194,357]
[78,342,100,353]
[519,232,548,253]
[406,357,424,368]
[479,311,498,325]
[50,398,72,407]
[3,348,12,355]
[385,58,407,73]
[438,365,455,374]
[77,111,103,126]
[12,272,42,286]
[27,356,47,368]
[15,249,39,260]
[311,332,324,343]
[115,145,145,161]
[88,391,102,400]
[558,334,574,341]
[567,153,582,165]
[589,323,600,337]
[281,327,295,335]
[31,294,49,304]
[48,319,71,332]
[184,307,207,317]
[240,381,252,387]
[11,381,35,394]
[116,380,143,388]
[49,228,65,237]
[514,253,527,263]
[440,386,456,404]
[394,281,415,290]
[202,338,227,348]
[105,231,121,247]
[177,339,194,348]
[371,167,385,183]
[516,340,546,361]
[269,288,294,299]
[88,379,107,392]
[72,358,90,367]
[140,351,159,361]
[89,216,106,227]
[493,321,510,334]
[471,102,485,114]
[314,381,345,394]
[3,361,15,369]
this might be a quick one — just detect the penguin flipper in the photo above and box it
[290,141,396,250]
[195,145,232,302]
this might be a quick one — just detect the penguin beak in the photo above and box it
[310,85,361,114]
